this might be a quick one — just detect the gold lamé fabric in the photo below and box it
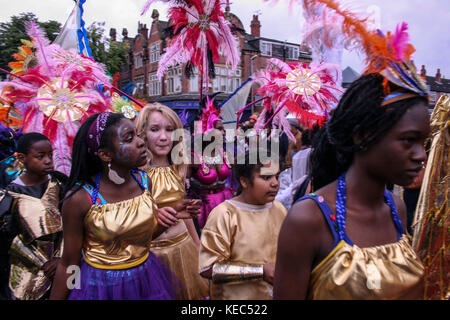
[307,235,425,300]
[82,190,158,269]
[146,165,186,209]
[199,199,288,300]
[8,180,63,300]
[412,94,449,300]
[212,262,264,283]
[147,165,208,300]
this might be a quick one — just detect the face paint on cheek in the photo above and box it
[116,124,132,162]
[117,144,132,161]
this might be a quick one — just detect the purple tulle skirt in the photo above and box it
[68,251,182,300]
[197,187,233,228]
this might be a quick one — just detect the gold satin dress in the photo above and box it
[302,193,424,300]
[6,179,63,300]
[82,188,158,269]
[199,199,288,300]
[147,166,209,300]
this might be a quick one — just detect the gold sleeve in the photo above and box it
[198,204,233,273]
[212,262,264,284]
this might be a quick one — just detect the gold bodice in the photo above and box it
[146,166,185,209]
[308,235,424,300]
[82,190,158,269]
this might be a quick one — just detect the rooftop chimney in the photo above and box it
[420,65,426,78]
[122,28,128,39]
[151,9,159,21]
[138,22,148,39]
[436,68,441,83]
[250,15,261,37]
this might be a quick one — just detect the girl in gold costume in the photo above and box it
[135,103,209,300]
[50,113,194,300]
[274,74,429,299]
[0,133,66,300]
[273,0,432,300]
[199,149,287,299]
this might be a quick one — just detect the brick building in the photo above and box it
[419,66,450,108]
[117,6,311,123]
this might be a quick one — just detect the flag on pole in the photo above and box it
[219,77,253,131]
[53,0,93,58]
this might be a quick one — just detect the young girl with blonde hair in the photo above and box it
[135,103,209,300]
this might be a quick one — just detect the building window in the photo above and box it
[167,67,182,94]
[261,41,272,56]
[135,53,143,69]
[213,65,242,93]
[228,77,234,93]
[149,73,161,96]
[190,69,199,92]
[150,43,160,63]
[286,46,300,60]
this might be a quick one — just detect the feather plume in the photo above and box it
[147,0,239,93]
[25,21,55,78]
[390,22,411,60]
[53,125,72,175]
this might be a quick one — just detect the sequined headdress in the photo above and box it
[267,0,429,100]
[0,21,112,175]
[253,58,343,140]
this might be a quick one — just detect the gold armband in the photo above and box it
[212,262,264,284]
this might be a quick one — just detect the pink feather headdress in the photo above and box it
[141,0,240,93]
[254,58,343,139]
[264,0,428,97]
[200,96,221,134]
[0,22,112,175]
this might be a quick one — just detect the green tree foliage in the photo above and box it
[86,22,128,76]
[0,12,61,77]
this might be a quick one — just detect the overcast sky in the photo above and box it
[1,0,449,78]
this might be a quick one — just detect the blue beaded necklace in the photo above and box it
[335,172,404,244]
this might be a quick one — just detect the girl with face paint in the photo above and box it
[50,112,192,300]
[135,103,209,300]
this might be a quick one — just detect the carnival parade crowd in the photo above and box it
[0,0,447,301]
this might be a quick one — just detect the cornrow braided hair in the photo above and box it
[310,73,428,191]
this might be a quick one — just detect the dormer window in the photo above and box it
[261,41,272,56]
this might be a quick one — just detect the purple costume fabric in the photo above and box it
[68,251,182,300]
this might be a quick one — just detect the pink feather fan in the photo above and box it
[142,0,240,93]
[1,22,111,175]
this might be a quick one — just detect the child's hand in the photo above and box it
[42,257,60,280]
[174,199,199,212]
[156,207,178,227]
[263,263,275,284]
[175,200,202,220]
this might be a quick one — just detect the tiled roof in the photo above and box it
[425,76,450,93]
